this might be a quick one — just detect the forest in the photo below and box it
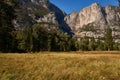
[0,0,120,53]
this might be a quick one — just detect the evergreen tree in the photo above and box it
[88,37,96,51]
[48,28,71,51]
[0,0,16,52]
[104,28,113,51]
[47,28,58,51]
[79,37,89,51]
[16,24,32,52]
[69,37,79,51]
[113,43,119,50]
[56,30,71,51]
[32,24,48,52]
[96,38,104,51]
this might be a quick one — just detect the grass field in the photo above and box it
[0,51,120,80]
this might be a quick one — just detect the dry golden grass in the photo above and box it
[0,51,120,80]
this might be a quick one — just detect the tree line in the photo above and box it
[0,0,120,53]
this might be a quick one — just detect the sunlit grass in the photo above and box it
[0,51,120,80]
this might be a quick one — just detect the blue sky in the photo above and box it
[50,0,118,14]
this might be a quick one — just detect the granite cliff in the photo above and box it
[65,3,120,42]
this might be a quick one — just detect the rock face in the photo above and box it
[65,3,120,42]
[36,12,57,24]
[15,0,72,34]
[64,12,78,32]
[19,0,49,8]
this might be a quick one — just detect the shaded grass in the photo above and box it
[0,52,120,80]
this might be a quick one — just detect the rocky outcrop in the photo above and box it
[15,0,72,34]
[64,3,120,42]
[19,0,49,8]
[36,12,58,24]
[64,12,78,32]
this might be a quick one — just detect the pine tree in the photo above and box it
[96,38,104,51]
[104,28,113,51]
[32,24,48,52]
[0,0,16,52]
[79,37,89,51]
[16,24,32,52]
[88,37,96,51]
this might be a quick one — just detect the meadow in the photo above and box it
[0,51,120,80]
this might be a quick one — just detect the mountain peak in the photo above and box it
[80,2,101,13]
[88,2,101,9]
[91,2,100,6]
